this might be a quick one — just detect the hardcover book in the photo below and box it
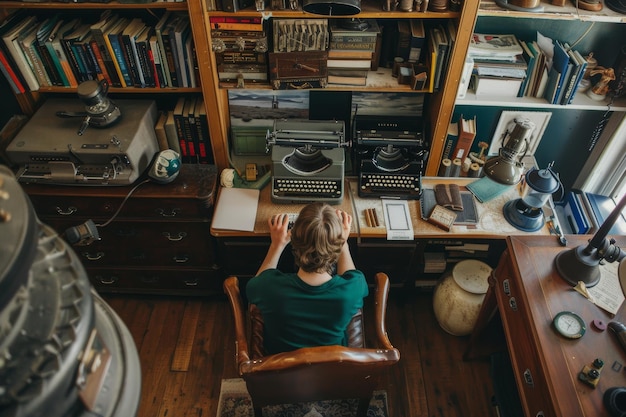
[450,115,476,162]
[1,15,40,91]
[90,12,122,87]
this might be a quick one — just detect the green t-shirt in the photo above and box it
[246,269,369,354]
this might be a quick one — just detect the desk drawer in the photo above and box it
[29,195,210,221]
[494,254,555,417]
[88,267,223,295]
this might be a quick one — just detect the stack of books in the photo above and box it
[211,15,268,87]
[0,10,198,90]
[326,19,380,86]
[468,33,526,97]
[561,190,626,235]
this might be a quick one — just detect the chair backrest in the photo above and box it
[223,272,400,409]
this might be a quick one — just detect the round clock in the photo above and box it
[553,311,586,339]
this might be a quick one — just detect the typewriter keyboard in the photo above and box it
[272,178,343,203]
[359,173,422,199]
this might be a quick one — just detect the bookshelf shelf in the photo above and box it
[478,0,626,23]
[457,90,626,111]
[444,1,626,193]
[0,1,189,10]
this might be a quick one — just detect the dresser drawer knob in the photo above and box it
[173,255,190,263]
[98,275,118,285]
[163,231,187,241]
[82,251,104,261]
[155,208,181,217]
[56,206,77,216]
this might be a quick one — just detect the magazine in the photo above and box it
[468,33,523,59]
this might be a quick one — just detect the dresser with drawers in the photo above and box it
[23,164,221,295]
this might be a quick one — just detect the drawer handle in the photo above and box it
[56,206,77,216]
[173,255,189,263]
[82,251,104,261]
[98,275,118,285]
[509,297,517,311]
[503,279,511,296]
[523,369,534,387]
[163,231,187,241]
[155,208,181,217]
[184,279,199,286]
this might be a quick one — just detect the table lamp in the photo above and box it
[484,118,534,185]
[555,192,626,287]
[503,162,562,232]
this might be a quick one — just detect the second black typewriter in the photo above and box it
[355,115,428,199]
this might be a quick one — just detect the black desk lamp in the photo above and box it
[555,192,626,287]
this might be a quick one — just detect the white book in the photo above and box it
[326,58,371,69]
[2,15,40,91]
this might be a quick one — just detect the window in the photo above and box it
[576,112,626,201]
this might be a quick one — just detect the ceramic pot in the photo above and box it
[433,259,493,336]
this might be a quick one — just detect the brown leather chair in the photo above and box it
[223,272,400,417]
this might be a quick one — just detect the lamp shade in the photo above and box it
[302,0,361,15]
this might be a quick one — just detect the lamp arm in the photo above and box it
[585,192,626,262]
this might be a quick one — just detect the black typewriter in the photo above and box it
[355,115,428,200]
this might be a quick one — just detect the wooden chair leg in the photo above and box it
[356,396,371,417]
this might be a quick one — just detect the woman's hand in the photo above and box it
[268,213,291,250]
[336,209,352,241]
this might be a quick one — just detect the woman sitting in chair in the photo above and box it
[247,202,369,355]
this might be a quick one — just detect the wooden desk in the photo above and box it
[210,177,552,239]
[468,235,626,417]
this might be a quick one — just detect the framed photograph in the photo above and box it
[488,110,552,157]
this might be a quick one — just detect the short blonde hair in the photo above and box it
[290,203,344,274]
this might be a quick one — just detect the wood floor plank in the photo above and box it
[171,301,202,372]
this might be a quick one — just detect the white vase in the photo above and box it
[432,259,493,336]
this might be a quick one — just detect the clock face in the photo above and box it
[553,311,586,339]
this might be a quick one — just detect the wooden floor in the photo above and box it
[103,289,505,417]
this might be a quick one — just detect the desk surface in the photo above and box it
[210,176,552,239]
[494,235,626,417]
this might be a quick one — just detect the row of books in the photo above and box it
[155,96,213,164]
[468,32,588,105]
[0,10,198,93]
[428,20,456,92]
[561,189,626,235]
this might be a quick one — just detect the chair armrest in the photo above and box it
[373,272,395,351]
[223,276,251,368]
[240,344,400,375]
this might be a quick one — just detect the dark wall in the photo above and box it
[0,75,22,128]
[452,104,609,198]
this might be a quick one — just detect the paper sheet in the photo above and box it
[587,261,624,316]
[211,187,260,232]
[382,199,414,240]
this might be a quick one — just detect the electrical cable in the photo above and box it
[96,179,150,228]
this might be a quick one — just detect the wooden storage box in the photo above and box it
[269,51,328,89]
